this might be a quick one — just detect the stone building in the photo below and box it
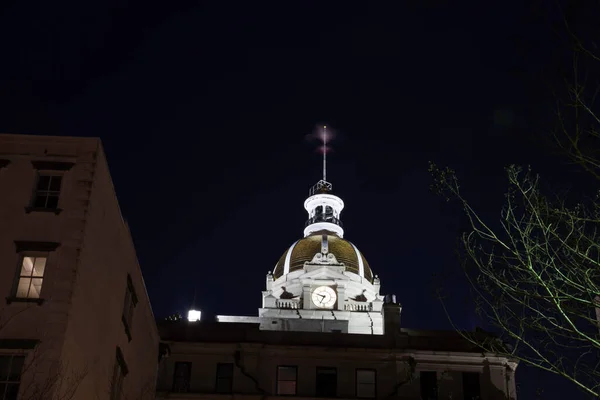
[0,134,158,400]
[156,176,518,399]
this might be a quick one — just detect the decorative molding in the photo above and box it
[14,241,60,253]
[0,339,39,349]
[5,297,45,306]
[308,252,342,265]
[31,160,74,171]
[0,159,10,169]
[24,207,63,215]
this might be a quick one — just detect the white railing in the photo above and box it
[344,302,372,312]
[276,299,301,309]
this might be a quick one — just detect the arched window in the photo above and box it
[324,206,334,222]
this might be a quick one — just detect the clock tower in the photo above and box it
[216,128,398,335]
[253,176,391,335]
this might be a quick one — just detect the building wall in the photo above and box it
[58,143,159,399]
[0,134,96,399]
[156,338,516,400]
[0,134,158,400]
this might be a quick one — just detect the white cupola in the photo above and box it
[303,180,345,237]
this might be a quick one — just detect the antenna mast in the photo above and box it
[323,125,327,182]
[309,125,333,196]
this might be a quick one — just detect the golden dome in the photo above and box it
[273,233,373,281]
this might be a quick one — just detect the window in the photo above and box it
[0,355,25,400]
[462,372,481,400]
[324,206,334,221]
[314,206,323,217]
[8,241,59,304]
[121,275,138,341]
[355,369,376,398]
[420,371,438,400]
[15,256,46,299]
[215,363,233,393]
[32,174,62,209]
[173,362,192,393]
[110,348,128,400]
[276,366,297,395]
[315,367,336,397]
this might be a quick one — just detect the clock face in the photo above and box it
[311,286,337,309]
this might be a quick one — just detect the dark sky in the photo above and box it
[0,1,595,399]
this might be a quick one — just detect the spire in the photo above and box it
[323,125,327,182]
[309,125,333,196]
[304,124,344,237]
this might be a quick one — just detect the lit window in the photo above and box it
[420,371,438,400]
[32,174,62,209]
[121,275,138,341]
[462,372,481,400]
[110,348,128,400]
[15,256,46,299]
[0,355,25,400]
[173,362,191,393]
[356,369,376,398]
[315,367,336,397]
[277,366,297,395]
[215,363,233,393]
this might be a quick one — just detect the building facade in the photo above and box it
[157,321,517,400]
[0,134,158,400]
[157,177,518,399]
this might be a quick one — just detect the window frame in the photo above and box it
[110,347,128,400]
[419,371,438,400]
[355,368,376,399]
[31,173,63,210]
[462,372,481,400]
[0,354,25,400]
[14,255,47,301]
[172,361,192,393]
[215,362,233,394]
[276,365,298,396]
[315,366,337,397]
[26,161,73,214]
[121,275,138,342]
[6,241,60,306]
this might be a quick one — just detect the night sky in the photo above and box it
[0,1,595,399]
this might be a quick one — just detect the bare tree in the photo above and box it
[0,307,88,400]
[430,163,600,398]
[427,2,600,397]
[542,0,600,179]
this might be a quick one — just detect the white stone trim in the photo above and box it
[350,242,364,278]
[304,222,344,237]
[304,193,345,214]
[282,240,299,275]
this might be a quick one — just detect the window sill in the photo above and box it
[6,297,45,305]
[24,207,63,215]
